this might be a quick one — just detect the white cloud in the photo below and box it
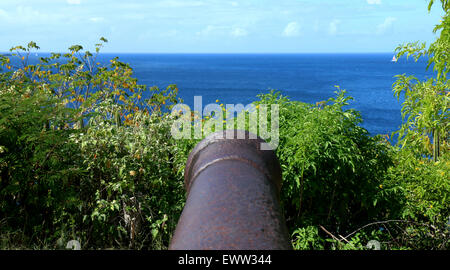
[367,0,381,4]
[377,17,396,34]
[89,17,104,23]
[328,19,341,35]
[230,27,248,37]
[282,22,301,37]
[67,0,81,5]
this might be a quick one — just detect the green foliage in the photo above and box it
[291,226,325,250]
[256,89,392,235]
[393,75,449,158]
[373,0,450,249]
[394,0,450,161]
[0,78,81,245]
[69,107,184,249]
[0,39,185,249]
[380,151,450,249]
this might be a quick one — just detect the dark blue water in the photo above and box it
[104,53,433,136]
[4,53,435,136]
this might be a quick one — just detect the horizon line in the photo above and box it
[1,51,397,55]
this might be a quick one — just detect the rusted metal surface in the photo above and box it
[169,130,291,250]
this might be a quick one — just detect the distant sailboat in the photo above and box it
[391,55,398,62]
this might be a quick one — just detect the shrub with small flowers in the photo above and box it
[0,39,184,249]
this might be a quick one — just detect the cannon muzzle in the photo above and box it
[169,130,291,250]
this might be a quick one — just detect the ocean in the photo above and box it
[103,53,434,136]
[7,53,436,136]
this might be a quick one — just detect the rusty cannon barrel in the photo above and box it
[169,130,292,250]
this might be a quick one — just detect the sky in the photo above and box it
[0,0,445,53]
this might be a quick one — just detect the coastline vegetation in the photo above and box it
[0,1,448,250]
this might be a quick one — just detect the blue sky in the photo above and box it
[0,0,445,53]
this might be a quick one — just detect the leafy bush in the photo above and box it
[377,0,450,249]
[255,87,448,250]
[291,226,325,250]
[289,0,450,250]
[69,104,184,249]
[378,150,450,249]
[0,73,81,247]
[255,90,393,234]
[0,39,185,249]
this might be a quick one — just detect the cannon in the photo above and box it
[169,130,292,250]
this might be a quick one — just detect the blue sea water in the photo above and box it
[5,53,435,136]
[102,53,433,136]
